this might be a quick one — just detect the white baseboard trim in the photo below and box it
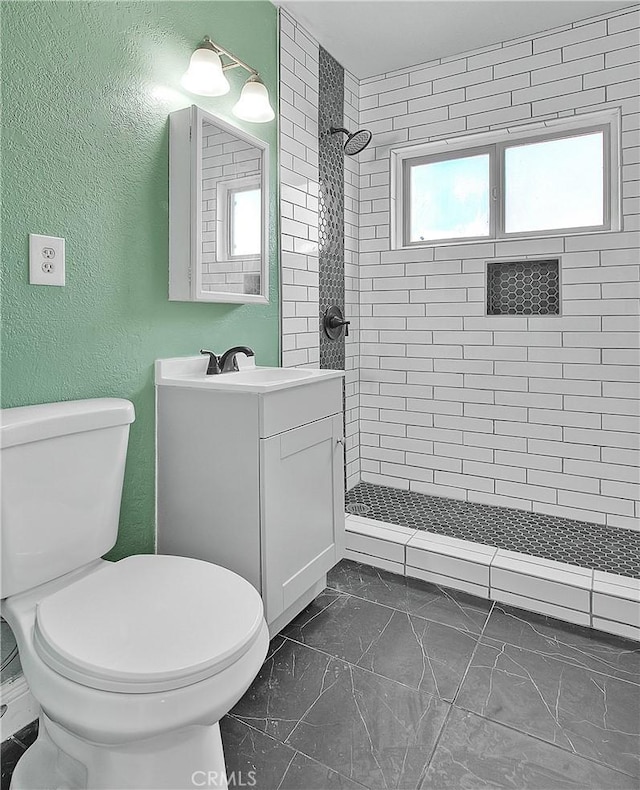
[0,675,38,742]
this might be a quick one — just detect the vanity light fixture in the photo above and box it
[181,36,274,123]
[233,75,275,123]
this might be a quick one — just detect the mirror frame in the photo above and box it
[169,105,270,304]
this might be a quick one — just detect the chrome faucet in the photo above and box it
[200,347,255,375]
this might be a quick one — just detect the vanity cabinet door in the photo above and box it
[260,414,344,624]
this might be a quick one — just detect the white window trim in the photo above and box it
[215,175,262,263]
[390,109,621,250]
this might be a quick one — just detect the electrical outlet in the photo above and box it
[29,234,65,286]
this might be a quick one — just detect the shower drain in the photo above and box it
[346,503,371,516]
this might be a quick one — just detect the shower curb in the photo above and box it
[345,514,640,642]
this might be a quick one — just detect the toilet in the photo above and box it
[0,398,269,789]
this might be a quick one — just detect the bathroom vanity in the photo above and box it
[155,357,345,634]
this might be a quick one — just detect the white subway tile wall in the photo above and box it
[354,6,640,528]
[280,10,320,368]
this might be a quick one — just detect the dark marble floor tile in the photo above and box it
[286,659,449,790]
[456,640,640,778]
[230,636,344,742]
[327,560,491,635]
[1,738,25,790]
[484,603,640,685]
[279,751,368,790]
[220,716,295,790]
[327,558,405,597]
[357,609,478,701]
[282,591,397,665]
[283,588,345,630]
[421,708,638,789]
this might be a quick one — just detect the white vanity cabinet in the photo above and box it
[156,358,345,634]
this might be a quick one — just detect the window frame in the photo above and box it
[391,110,621,249]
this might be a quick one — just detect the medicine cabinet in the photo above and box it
[169,105,269,304]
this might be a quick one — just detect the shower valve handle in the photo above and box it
[323,306,350,338]
[327,315,350,337]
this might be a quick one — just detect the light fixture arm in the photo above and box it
[200,36,260,79]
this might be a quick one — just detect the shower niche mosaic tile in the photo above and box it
[487,258,560,316]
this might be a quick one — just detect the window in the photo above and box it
[503,132,604,234]
[229,185,261,257]
[216,177,262,261]
[408,151,491,242]
[393,111,619,247]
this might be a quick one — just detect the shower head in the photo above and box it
[330,126,372,156]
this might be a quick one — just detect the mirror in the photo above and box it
[169,106,269,304]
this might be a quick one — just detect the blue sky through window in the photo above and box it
[410,154,490,242]
[505,132,604,233]
[231,187,261,257]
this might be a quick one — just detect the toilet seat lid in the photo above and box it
[34,555,265,693]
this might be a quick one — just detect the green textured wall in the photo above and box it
[1,1,279,559]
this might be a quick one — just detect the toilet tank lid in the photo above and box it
[0,398,135,449]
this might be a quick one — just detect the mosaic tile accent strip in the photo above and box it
[346,482,640,578]
[487,259,560,316]
[318,46,345,371]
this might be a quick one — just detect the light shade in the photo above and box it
[181,45,230,97]
[232,76,275,123]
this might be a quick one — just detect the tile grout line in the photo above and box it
[415,601,496,788]
[324,582,489,639]
[228,714,370,790]
[278,631,446,699]
[449,702,640,782]
[450,599,496,709]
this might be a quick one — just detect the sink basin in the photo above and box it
[224,368,316,385]
[155,357,344,393]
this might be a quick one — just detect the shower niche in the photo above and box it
[168,105,270,304]
[487,258,560,316]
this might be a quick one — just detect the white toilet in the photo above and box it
[0,398,269,789]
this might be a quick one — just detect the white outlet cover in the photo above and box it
[29,233,65,286]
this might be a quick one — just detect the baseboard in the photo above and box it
[0,675,38,742]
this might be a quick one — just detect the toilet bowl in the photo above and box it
[0,399,269,789]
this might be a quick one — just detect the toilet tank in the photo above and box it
[1,398,135,598]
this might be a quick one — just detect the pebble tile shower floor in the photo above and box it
[346,482,640,578]
[3,559,639,789]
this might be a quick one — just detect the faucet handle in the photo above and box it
[200,349,221,375]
